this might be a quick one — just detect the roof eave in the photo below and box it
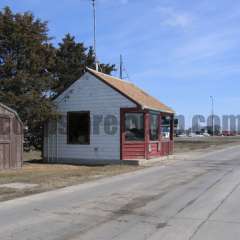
[0,103,24,126]
[86,68,142,108]
[141,105,175,114]
[87,68,176,114]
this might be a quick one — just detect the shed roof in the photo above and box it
[0,103,23,125]
[86,68,174,114]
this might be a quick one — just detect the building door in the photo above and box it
[121,109,145,160]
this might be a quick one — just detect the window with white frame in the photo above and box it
[150,114,158,141]
[125,113,144,141]
[161,116,171,139]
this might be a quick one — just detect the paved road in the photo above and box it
[1,145,240,240]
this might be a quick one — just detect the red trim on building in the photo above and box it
[144,110,150,160]
[120,108,174,160]
[120,108,145,160]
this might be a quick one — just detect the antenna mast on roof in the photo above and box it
[119,55,130,81]
[120,54,123,79]
[92,0,99,71]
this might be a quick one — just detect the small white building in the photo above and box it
[44,68,174,165]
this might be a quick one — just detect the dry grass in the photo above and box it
[1,136,240,202]
[23,151,42,161]
[174,136,240,153]
[0,152,142,202]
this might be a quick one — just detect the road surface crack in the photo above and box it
[188,177,240,240]
[176,169,233,215]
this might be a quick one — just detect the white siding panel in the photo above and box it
[44,72,136,162]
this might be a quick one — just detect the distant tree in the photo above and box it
[0,7,116,149]
[0,6,57,149]
[53,34,115,94]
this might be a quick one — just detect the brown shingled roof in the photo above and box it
[86,68,174,114]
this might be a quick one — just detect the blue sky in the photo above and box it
[1,0,240,126]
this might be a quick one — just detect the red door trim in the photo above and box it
[120,107,144,160]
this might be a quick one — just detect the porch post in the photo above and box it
[170,114,174,140]
[158,113,162,141]
[158,113,162,155]
[170,114,174,154]
[144,110,150,159]
[120,109,124,160]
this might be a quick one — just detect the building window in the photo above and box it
[0,117,10,141]
[125,113,144,141]
[150,114,158,141]
[161,116,170,139]
[67,112,90,144]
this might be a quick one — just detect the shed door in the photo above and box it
[0,144,10,169]
[0,116,11,169]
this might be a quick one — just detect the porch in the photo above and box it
[121,108,174,160]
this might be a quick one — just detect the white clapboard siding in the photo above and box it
[44,72,136,162]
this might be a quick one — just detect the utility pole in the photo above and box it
[92,0,98,71]
[120,54,123,79]
[210,96,214,136]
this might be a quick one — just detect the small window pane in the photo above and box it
[0,117,10,141]
[161,116,170,139]
[150,114,158,141]
[68,112,90,144]
[125,113,144,141]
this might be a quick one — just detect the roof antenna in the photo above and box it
[119,55,130,81]
[92,0,99,71]
[120,54,123,79]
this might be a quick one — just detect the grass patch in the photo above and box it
[0,152,142,202]
[2,136,240,202]
[174,136,240,153]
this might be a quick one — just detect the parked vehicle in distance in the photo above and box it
[222,131,237,136]
[203,133,210,137]
[177,134,187,137]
